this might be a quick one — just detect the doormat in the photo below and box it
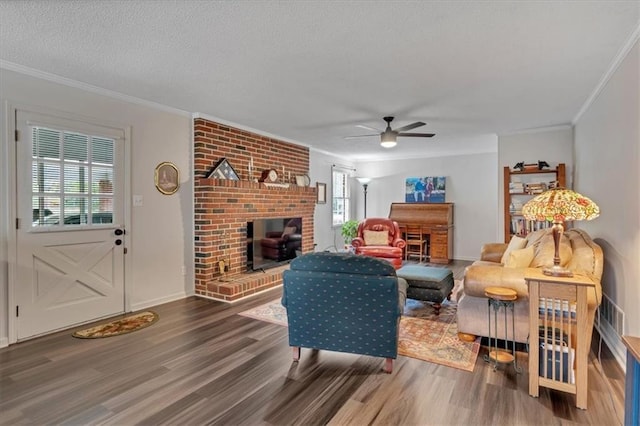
[238,282,480,372]
[72,311,159,339]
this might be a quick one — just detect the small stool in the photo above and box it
[483,286,522,373]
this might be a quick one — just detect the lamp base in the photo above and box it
[542,265,573,278]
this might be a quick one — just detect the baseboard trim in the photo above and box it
[0,337,8,348]
[130,291,188,312]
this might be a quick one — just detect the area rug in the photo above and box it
[72,311,159,339]
[238,280,480,372]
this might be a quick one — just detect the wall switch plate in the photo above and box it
[133,195,143,207]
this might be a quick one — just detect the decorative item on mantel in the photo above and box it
[206,157,240,180]
[295,175,311,187]
[522,187,599,277]
[248,156,255,182]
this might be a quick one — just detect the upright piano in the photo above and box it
[388,202,454,264]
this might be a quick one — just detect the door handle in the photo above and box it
[115,229,125,236]
[115,239,122,246]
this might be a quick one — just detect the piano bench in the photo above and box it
[396,265,454,315]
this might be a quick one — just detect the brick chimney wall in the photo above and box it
[193,118,316,300]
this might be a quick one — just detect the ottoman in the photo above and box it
[396,265,454,315]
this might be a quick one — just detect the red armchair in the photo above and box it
[351,218,406,269]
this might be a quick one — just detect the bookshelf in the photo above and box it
[503,163,566,243]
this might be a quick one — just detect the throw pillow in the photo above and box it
[504,245,535,268]
[500,235,527,264]
[281,226,297,238]
[363,230,389,246]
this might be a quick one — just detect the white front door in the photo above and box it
[14,109,126,340]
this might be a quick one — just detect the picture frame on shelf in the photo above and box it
[316,182,327,204]
[155,162,180,195]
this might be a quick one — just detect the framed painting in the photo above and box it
[405,176,446,203]
[206,157,240,180]
[316,182,327,204]
[155,162,180,195]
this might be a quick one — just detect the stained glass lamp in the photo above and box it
[522,188,600,277]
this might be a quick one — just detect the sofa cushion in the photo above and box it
[363,229,389,246]
[504,245,535,268]
[530,233,572,267]
[500,235,527,264]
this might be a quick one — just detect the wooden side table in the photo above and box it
[483,286,522,372]
[526,269,595,410]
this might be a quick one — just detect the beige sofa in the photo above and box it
[457,228,603,343]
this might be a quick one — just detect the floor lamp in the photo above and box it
[356,177,372,218]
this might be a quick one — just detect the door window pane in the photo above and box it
[31,126,115,228]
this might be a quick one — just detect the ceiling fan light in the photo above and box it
[381,131,397,148]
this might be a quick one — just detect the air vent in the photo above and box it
[598,293,624,337]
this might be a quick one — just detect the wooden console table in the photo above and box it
[526,269,595,410]
[623,335,640,426]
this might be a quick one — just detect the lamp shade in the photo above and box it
[356,177,372,185]
[380,131,397,148]
[522,188,600,223]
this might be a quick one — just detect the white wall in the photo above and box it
[354,141,499,261]
[573,36,640,351]
[498,126,574,241]
[309,149,355,252]
[0,69,193,345]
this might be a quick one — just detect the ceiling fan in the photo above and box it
[345,116,435,148]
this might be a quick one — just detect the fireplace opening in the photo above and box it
[248,217,302,271]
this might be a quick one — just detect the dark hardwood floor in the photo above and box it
[0,260,625,425]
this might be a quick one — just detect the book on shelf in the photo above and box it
[510,218,551,236]
[509,182,525,193]
[525,182,547,194]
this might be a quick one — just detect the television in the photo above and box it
[248,217,302,271]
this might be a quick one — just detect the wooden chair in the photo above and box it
[404,224,426,262]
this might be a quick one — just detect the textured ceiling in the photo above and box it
[1,1,638,160]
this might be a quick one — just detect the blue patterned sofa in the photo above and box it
[282,252,408,373]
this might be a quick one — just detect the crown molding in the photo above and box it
[499,124,573,137]
[0,60,191,117]
[573,23,640,124]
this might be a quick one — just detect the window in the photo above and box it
[31,126,115,228]
[332,168,351,226]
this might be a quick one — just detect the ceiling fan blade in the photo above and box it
[393,121,426,132]
[344,134,379,139]
[397,132,436,138]
[356,124,382,132]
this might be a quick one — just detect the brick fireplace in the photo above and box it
[194,118,316,301]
